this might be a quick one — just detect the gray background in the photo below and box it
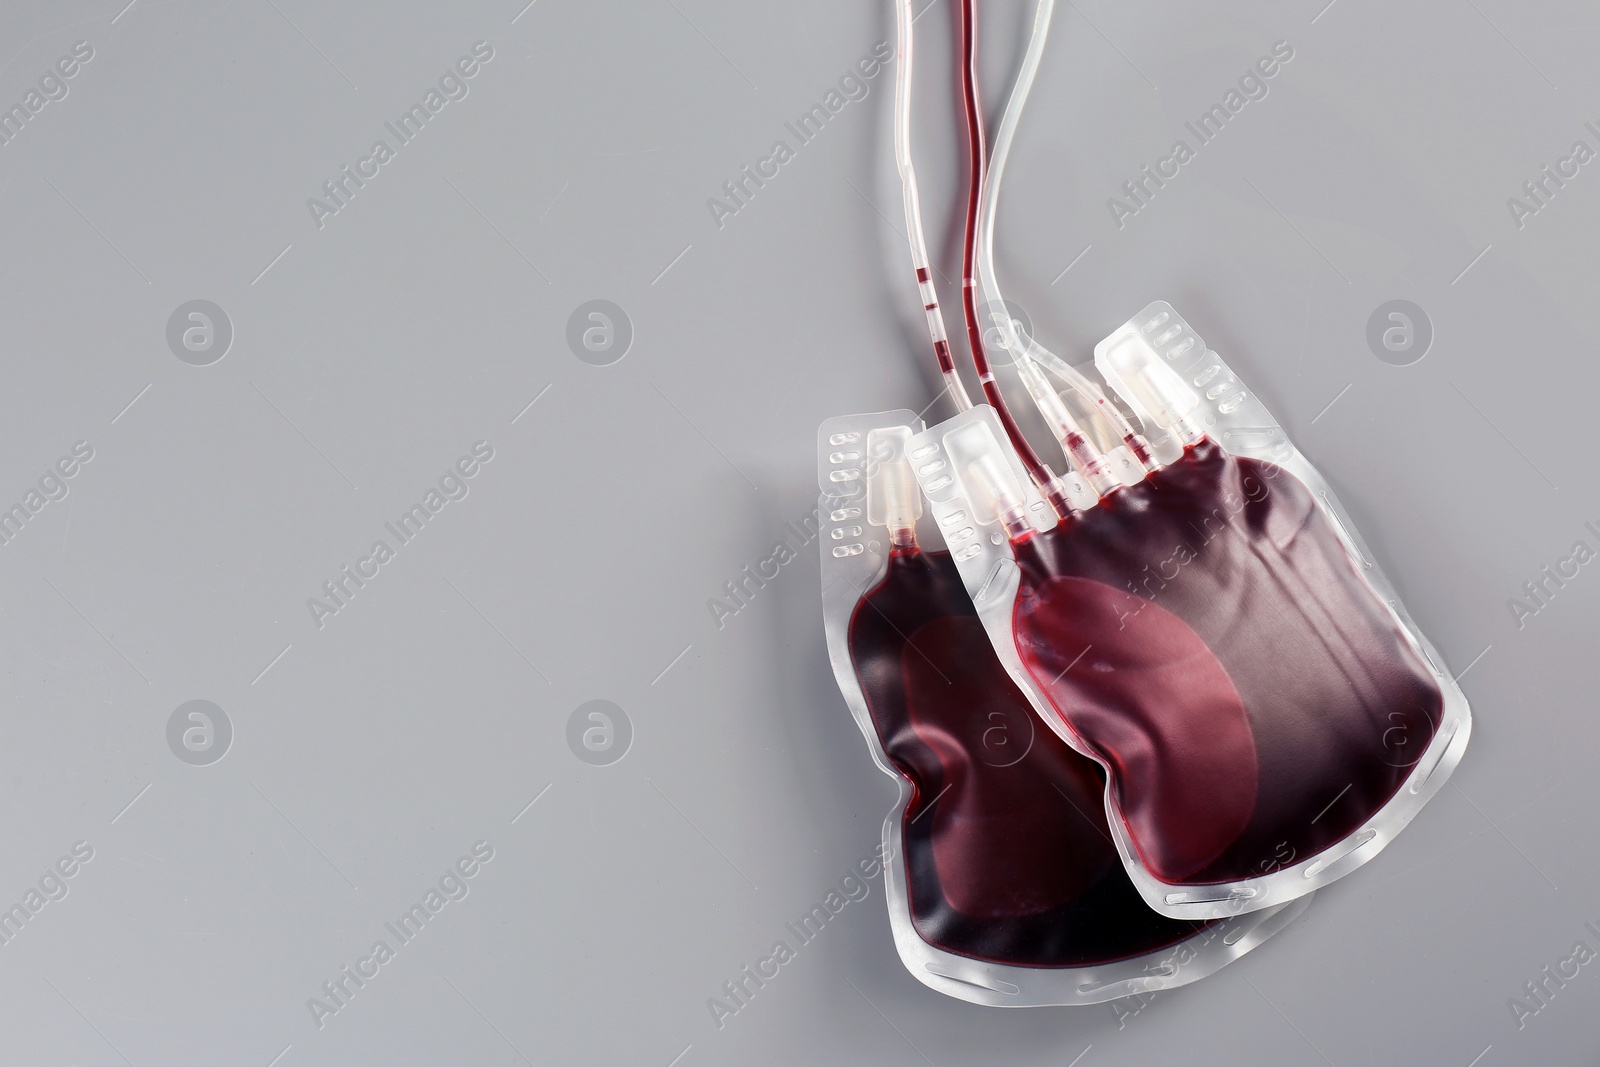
[0,0,1593,1063]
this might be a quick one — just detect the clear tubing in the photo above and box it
[957,0,1073,519]
[977,0,1157,474]
[1014,350,1120,496]
[894,0,972,412]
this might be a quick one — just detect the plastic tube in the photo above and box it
[976,0,1157,474]
[957,0,1072,519]
[894,0,972,413]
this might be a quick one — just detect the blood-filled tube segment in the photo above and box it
[955,0,1072,520]
[893,0,971,413]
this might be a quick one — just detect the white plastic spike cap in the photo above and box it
[944,421,1032,537]
[1101,330,1204,445]
[865,426,922,536]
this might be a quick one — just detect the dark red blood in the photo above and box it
[1012,440,1443,885]
[848,546,1208,966]
[1015,577,1257,881]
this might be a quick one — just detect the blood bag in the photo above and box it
[819,409,1308,1003]
[906,304,1472,920]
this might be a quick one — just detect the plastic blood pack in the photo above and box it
[818,409,1307,1005]
[908,303,1472,920]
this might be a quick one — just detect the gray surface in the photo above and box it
[0,0,1593,1063]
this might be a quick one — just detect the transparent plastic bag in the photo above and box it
[818,408,1307,1004]
[906,302,1472,920]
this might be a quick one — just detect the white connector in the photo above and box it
[1097,325,1205,446]
[866,426,923,547]
[944,420,1034,538]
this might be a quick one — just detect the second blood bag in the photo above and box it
[818,409,1307,1004]
[907,303,1472,920]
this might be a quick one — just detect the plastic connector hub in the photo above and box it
[866,427,922,546]
[1099,324,1205,446]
